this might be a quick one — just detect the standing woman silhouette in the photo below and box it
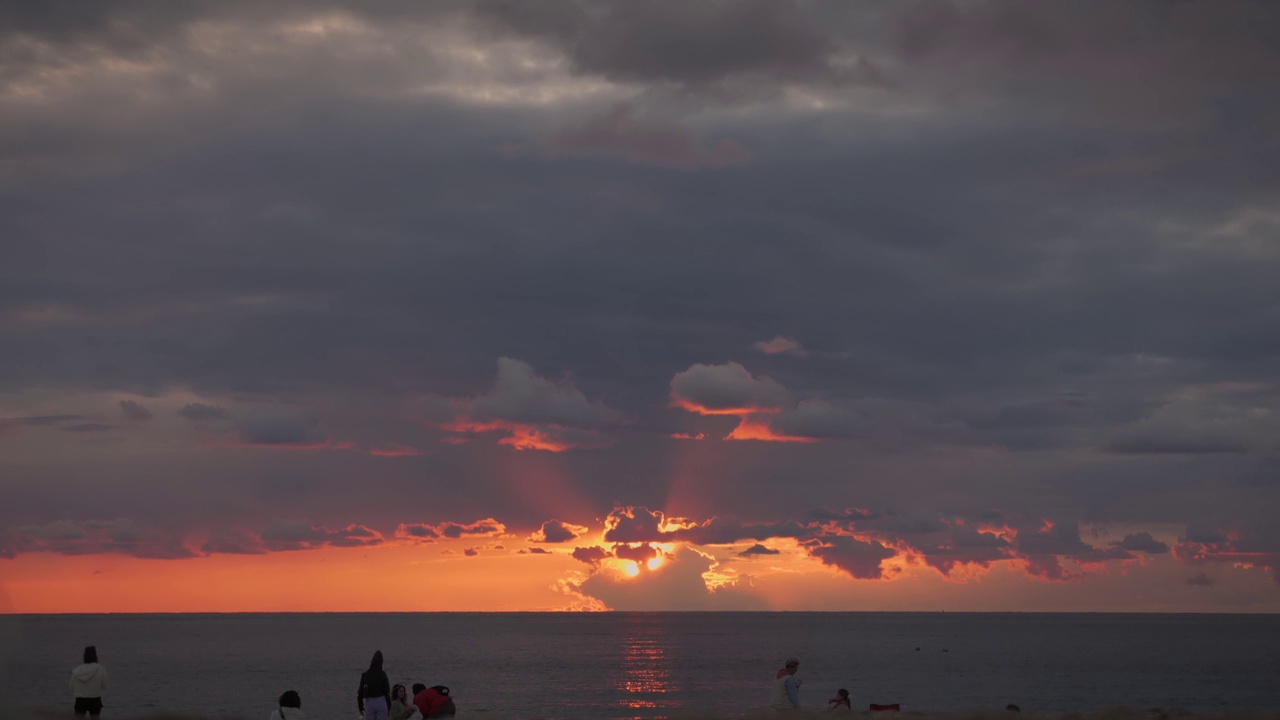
[357,651,392,720]
[71,646,109,719]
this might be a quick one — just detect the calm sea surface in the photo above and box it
[2,613,1278,720]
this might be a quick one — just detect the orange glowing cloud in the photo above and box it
[753,336,808,357]
[441,418,610,452]
[726,417,818,443]
[669,396,776,416]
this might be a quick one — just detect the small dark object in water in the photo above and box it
[942,648,949,652]
[1006,705,1021,712]
[915,647,920,651]
[870,704,901,712]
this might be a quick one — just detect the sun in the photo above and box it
[623,561,640,577]
[647,556,664,571]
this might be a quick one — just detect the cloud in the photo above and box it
[753,336,807,357]
[388,519,507,545]
[235,411,329,447]
[670,363,865,442]
[803,534,897,580]
[612,542,659,563]
[473,0,840,89]
[573,544,766,610]
[438,518,507,539]
[440,358,625,451]
[118,399,153,421]
[1104,396,1271,455]
[259,520,383,551]
[1013,522,1134,581]
[200,530,266,555]
[1186,571,1214,587]
[571,545,611,567]
[10,518,196,559]
[1113,532,1170,554]
[602,506,667,543]
[1173,525,1280,585]
[530,519,587,543]
[670,362,790,415]
[8,415,84,426]
[177,403,228,421]
[63,422,112,433]
[395,523,441,542]
[546,104,749,170]
[894,0,1280,124]
[738,543,780,557]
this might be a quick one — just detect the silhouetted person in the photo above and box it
[271,691,305,720]
[412,683,456,718]
[771,657,802,710]
[71,646,108,719]
[357,651,392,720]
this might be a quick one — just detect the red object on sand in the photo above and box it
[870,704,901,712]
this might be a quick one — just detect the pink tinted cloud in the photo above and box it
[753,336,808,357]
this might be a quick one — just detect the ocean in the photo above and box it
[2,613,1278,720]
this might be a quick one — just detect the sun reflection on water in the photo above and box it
[613,614,679,713]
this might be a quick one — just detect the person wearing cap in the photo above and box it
[771,657,802,710]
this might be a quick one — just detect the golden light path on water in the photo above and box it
[615,613,678,713]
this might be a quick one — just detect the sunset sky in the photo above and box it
[3,0,1280,613]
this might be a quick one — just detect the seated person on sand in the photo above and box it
[771,657,802,711]
[391,684,418,720]
[272,691,305,720]
[828,689,851,711]
[412,683,456,718]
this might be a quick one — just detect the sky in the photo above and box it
[2,0,1279,613]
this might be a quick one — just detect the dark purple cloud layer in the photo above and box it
[1,0,1279,598]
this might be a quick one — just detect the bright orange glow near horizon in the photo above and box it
[1,542,589,613]
[725,418,818,443]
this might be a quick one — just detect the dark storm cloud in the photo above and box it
[571,546,610,567]
[1113,532,1170,554]
[9,518,197,559]
[802,534,896,580]
[531,519,583,544]
[472,0,843,89]
[118,399,153,421]
[0,0,1278,606]
[894,0,1280,125]
[669,363,790,414]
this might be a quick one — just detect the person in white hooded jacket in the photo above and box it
[271,690,306,720]
[71,645,108,718]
